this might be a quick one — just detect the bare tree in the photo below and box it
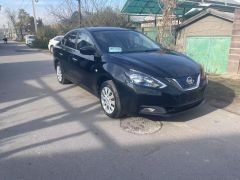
[47,0,128,32]
[83,7,128,27]
[5,8,18,34]
[48,0,77,23]
[47,0,112,22]
[157,0,177,49]
[17,9,31,40]
[82,0,111,13]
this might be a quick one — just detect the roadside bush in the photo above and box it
[32,26,58,49]
[83,7,129,27]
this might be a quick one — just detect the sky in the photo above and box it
[0,0,127,27]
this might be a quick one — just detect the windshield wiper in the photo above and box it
[143,49,160,52]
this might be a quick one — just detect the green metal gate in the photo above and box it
[186,37,231,74]
[143,27,158,41]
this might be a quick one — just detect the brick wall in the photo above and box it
[228,8,240,74]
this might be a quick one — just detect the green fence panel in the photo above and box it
[143,27,158,41]
[186,37,231,74]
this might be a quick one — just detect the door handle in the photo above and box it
[72,57,78,61]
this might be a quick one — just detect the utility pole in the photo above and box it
[77,0,82,27]
[32,0,38,34]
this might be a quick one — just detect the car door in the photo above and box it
[60,31,78,82]
[72,31,99,90]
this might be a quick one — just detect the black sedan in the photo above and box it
[53,27,208,118]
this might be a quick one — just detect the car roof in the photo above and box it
[83,27,130,32]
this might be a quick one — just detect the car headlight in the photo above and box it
[126,69,167,89]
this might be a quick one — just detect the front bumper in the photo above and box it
[139,99,205,116]
[116,78,208,116]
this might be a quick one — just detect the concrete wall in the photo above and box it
[176,15,233,52]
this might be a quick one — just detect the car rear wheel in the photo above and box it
[100,81,123,118]
[56,61,70,84]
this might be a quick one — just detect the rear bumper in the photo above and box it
[116,79,207,116]
[26,41,34,46]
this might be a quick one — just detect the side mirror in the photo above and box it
[79,46,95,55]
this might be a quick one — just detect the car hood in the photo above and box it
[108,50,200,78]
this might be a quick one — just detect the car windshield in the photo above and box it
[92,30,160,53]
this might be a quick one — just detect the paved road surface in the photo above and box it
[0,42,240,180]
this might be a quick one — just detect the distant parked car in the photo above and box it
[53,27,208,118]
[48,36,63,53]
[25,35,36,46]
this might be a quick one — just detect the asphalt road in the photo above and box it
[1,42,240,180]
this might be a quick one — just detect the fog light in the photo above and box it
[146,108,156,112]
[140,107,156,114]
[140,106,167,115]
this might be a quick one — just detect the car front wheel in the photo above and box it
[100,81,123,118]
[56,61,70,84]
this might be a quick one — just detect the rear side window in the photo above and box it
[63,32,77,49]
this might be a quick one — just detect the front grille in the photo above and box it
[170,74,200,91]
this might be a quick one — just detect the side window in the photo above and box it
[64,32,77,49]
[76,32,94,50]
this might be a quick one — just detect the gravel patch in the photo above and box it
[120,117,162,135]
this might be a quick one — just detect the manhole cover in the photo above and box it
[120,117,162,135]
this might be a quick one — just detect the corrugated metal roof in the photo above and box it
[121,0,200,15]
[121,0,240,17]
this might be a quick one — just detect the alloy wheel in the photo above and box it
[56,65,63,82]
[101,87,116,114]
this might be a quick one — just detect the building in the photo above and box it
[121,0,240,74]
[176,8,235,74]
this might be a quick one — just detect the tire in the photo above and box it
[100,80,124,118]
[56,61,70,84]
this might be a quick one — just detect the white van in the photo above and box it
[25,35,36,46]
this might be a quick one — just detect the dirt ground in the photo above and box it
[207,74,240,115]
